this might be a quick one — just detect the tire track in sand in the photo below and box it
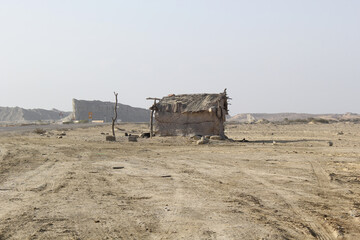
[242,169,336,240]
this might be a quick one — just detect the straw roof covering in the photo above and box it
[155,93,228,114]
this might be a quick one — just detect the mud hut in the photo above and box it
[150,90,229,137]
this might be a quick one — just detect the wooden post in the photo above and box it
[146,97,160,138]
[150,102,154,138]
[112,92,118,138]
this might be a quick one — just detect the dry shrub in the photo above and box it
[34,128,46,134]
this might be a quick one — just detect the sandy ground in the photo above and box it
[0,122,359,240]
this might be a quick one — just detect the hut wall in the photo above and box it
[155,111,224,136]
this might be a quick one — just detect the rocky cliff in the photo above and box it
[0,107,71,122]
[72,99,150,123]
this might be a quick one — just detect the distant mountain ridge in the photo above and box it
[0,107,71,123]
[228,112,360,123]
[2,104,359,124]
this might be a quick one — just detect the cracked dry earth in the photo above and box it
[0,122,360,239]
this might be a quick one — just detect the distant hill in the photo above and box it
[72,99,150,123]
[2,103,359,125]
[228,112,360,123]
[0,107,71,123]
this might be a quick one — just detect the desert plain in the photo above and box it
[0,122,359,239]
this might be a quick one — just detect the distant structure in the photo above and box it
[150,90,229,137]
[72,99,149,122]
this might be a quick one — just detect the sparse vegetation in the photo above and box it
[308,118,330,124]
[33,128,46,134]
[279,118,331,124]
[339,118,360,123]
[278,118,308,124]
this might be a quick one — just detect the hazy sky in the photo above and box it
[1,0,359,114]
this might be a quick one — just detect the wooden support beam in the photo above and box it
[150,109,154,138]
[146,97,161,101]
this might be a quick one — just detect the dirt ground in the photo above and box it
[0,122,359,240]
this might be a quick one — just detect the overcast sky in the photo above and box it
[1,0,359,114]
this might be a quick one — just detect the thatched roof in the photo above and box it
[155,92,228,113]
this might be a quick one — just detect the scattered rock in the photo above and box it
[128,135,138,142]
[337,131,344,135]
[345,189,353,194]
[106,136,116,142]
[29,183,48,192]
[210,135,222,140]
[197,136,209,145]
[190,135,201,140]
[161,175,172,178]
[328,141,333,146]
[140,133,151,138]
[113,167,124,169]
[57,136,62,139]
[60,131,66,136]
[349,210,359,217]
[329,173,336,181]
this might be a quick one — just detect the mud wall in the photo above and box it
[155,111,224,136]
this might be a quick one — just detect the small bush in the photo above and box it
[289,119,308,124]
[308,118,329,124]
[34,128,46,134]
